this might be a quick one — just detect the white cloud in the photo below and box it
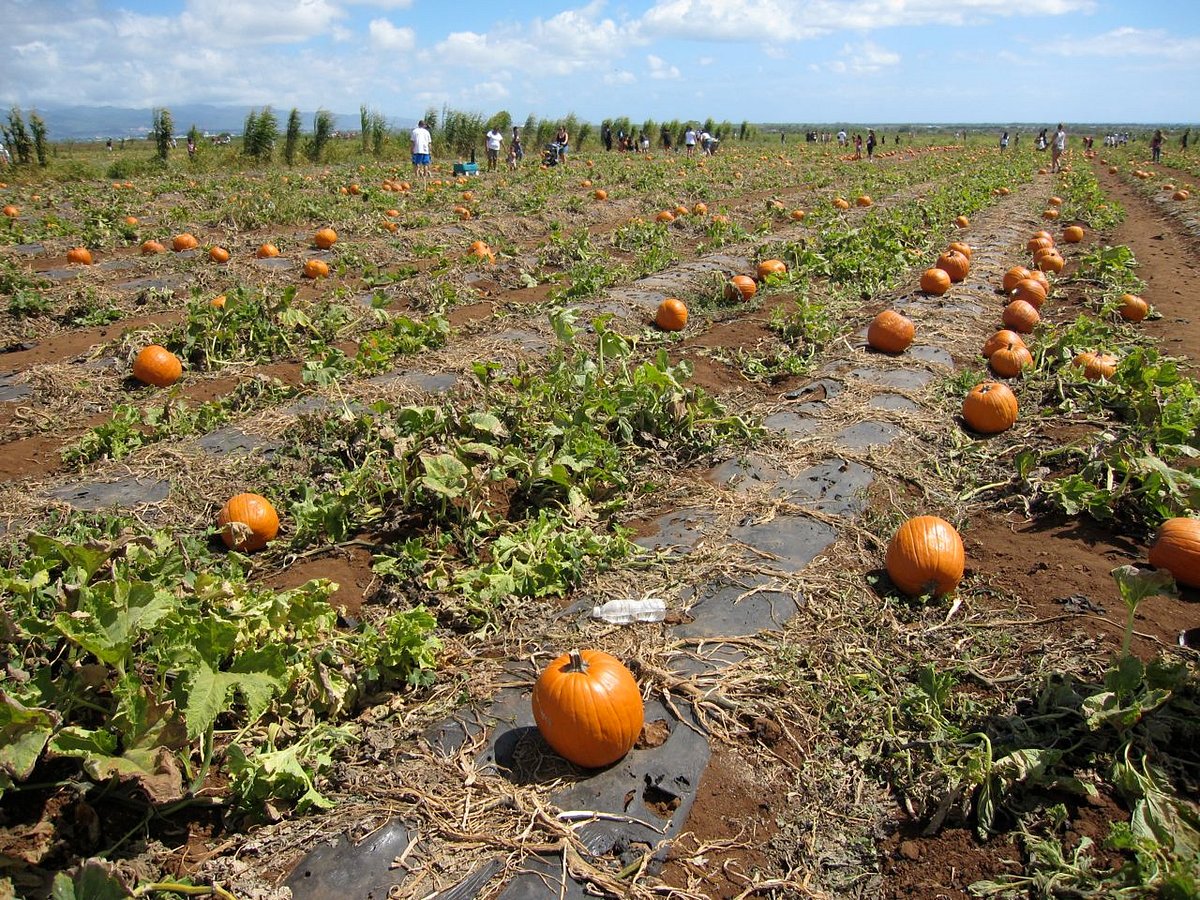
[179,0,344,46]
[813,39,900,74]
[641,0,1096,41]
[461,80,510,103]
[604,69,637,85]
[345,0,413,7]
[647,54,681,80]
[1047,26,1200,60]
[369,17,416,51]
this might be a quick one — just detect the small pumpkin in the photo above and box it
[123,215,138,226]
[1035,252,1065,274]
[141,239,166,255]
[935,249,970,283]
[256,243,280,258]
[1062,225,1085,243]
[920,267,952,295]
[982,329,1026,359]
[66,247,94,265]
[1027,235,1055,254]
[1,204,18,218]
[313,227,338,249]
[833,197,851,210]
[172,233,199,252]
[692,202,708,216]
[989,342,1034,378]
[592,189,608,201]
[1148,518,1200,588]
[953,215,969,228]
[1173,189,1190,201]
[1026,269,1051,293]
[531,649,644,768]
[856,195,873,207]
[725,275,757,301]
[209,246,230,263]
[217,492,280,552]
[1042,208,1060,220]
[656,297,688,332]
[866,310,915,354]
[885,516,965,598]
[132,345,182,387]
[1118,294,1149,322]
[1048,196,1063,207]
[789,208,806,221]
[1072,350,1118,381]
[1002,299,1041,334]
[962,380,1018,434]
[655,210,675,224]
[756,259,787,280]
[1002,266,1033,293]
[303,258,330,279]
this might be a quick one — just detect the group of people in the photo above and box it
[409,121,567,176]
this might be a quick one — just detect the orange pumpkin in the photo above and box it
[593,189,608,201]
[132,345,182,387]
[303,258,330,279]
[1,204,18,218]
[1148,518,1200,588]
[789,209,806,221]
[66,247,93,265]
[313,227,338,249]
[655,210,675,224]
[866,310,915,354]
[856,195,873,207]
[1027,235,1055,254]
[1002,266,1033,293]
[1026,269,1051,293]
[172,233,199,252]
[953,215,969,228]
[725,275,757,301]
[1002,299,1041,334]
[948,241,972,260]
[756,259,787,280]
[833,197,851,210]
[1035,252,1064,274]
[885,516,966,598]
[962,381,1018,434]
[1062,225,1085,243]
[1118,294,1149,322]
[208,246,230,263]
[141,239,166,255]
[935,249,970,283]
[989,343,1034,378]
[982,330,1026,359]
[1073,351,1118,381]
[1042,208,1060,220]
[919,267,952,295]
[1011,278,1048,309]
[217,492,280,552]
[1172,189,1190,201]
[256,243,281,259]
[656,298,688,331]
[531,649,644,768]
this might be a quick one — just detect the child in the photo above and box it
[507,142,518,170]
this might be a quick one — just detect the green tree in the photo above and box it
[29,112,48,166]
[306,109,334,162]
[244,106,278,162]
[5,108,33,165]
[360,104,370,154]
[486,110,513,134]
[422,106,439,132]
[369,111,388,156]
[284,108,302,165]
[152,108,174,162]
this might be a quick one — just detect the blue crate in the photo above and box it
[452,162,479,176]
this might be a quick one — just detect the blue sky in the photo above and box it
[2,0,1198,124]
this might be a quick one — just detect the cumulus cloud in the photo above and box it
[369,17,416,51]
[647,54,681,79]
[641,0,1096,41]
[345,0,412,8]
[603,69,637,85]
[1047,26,1200,60]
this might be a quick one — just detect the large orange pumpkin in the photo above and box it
[885,516,966,598]
[982,330,1026,359]
[867,310,915,354]
[1118,294,1149,322]
[935,249,970,283]
[208,246,230,263]
[1073,351,1118,381]
[217,493,280,552]
[1148,518,1200,588]
[756,259,787,280]
[962,381,1018,434]
[132,345,182,387]
[948,241,972,260]
[856,195,873,207]
[1062,225,1085,243]
[141,240,166,255]
[303,258,330,279]
[725,275,757,301]
[919,267,952,295]
[66,247,93,265]
[989,343,1034,378]
[1002,266,1033,293]
[256,243,281,258]
[172,233,199,252]
[1,204,18,218]
[656,298,688,331]
[953,215,969,229]
[532,649,644,768]
[314,227,338,249]
[1002,299,1041,334]
[1011,278,1048,309]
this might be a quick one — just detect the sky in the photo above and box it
[2,0,1198,125]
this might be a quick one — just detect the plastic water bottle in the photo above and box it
[591,598,668,624]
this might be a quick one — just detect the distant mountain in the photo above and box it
[27,104,410,142]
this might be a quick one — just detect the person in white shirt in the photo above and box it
[485,127,503,172]
[1051,123,1067,173]
[684,126,696,157]
[411,120,432,177]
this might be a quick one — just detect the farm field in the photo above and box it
[1,132,1199,900]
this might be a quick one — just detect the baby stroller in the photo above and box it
[543,141,563,166]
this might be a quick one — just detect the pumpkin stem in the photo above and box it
[566,649,588,673]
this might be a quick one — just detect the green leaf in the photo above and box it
[182,654,286,740]
[46,726,119,759]
[419,452,468,499]
[50,861,131,900]
[0,692,59,781]
[54,579,176,665]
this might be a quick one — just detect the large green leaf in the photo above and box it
[54,579,176,665]
[0,693,59,782]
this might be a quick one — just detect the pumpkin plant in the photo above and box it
[531,649,644,768]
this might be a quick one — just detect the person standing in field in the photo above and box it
[1151,129,1164,163]
[684,125,697,157]
[1051,123,1066,173]
[1000,131,1009,151]
[485,126,503,172]
[555,124,569,162]
[411,120,432,178]
[512,127,523,165]
[866,129,877,160]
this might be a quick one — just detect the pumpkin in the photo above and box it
[1002,299,1041,333]
[1173,190,1190,201]
[1062,225,1085,243]
[856,195,873,207]
[656,298,688,331]
[256,243,280,258]
[1035,252,1065,274]
[592,189,607,201]
[132,345,182,387]
[789,209,806,221]
[1118,294,1149,322]
[989,342,1034,378]
[692,202,708,216]
[453,205,472,220]
[954,215,969,228]
[1148,518,1200,588]
[303,258,330,279]
[672,205,689,218]
[209,246,230,263]
[867,310,915,354]
[1073,351,1118,381]
[469,240,492,257]
[210,294,226,309]
[885,516,966,598]
[1011,278,1048,309]
[948,241,972,260]
[217,492,280,552]
[711,214,731,225]
[1002,266,1033,293]
[919,267,952,295]
[833,197,851,210]
[314,227,338,249]
[655,210,675,224]
[66,247,93,265]
[1,204,18,218]
[531,649,644,768]
[726,275,757,301]
[1048,196,1063,207]
[756,259,787,280]
[935,249,970,283]
[1026,269,1051,293]
[1027,235,1055,254]
[962,380,1018,434]
[124,216,138,226]
[172,233,199,252]
[982,329,1026,358]
[141,239,166,255]
[1042,208,1061,220]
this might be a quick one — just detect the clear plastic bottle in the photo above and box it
[591,598,668,624]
